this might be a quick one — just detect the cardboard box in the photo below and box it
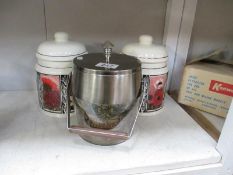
[178,51,233,117]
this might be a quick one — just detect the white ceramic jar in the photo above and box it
[122,35,168,115]
[35,32,87,117]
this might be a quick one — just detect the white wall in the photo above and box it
[45,0,167,52]
[0,0,45,91]
[0,0,167,91]
[188,0,233,60]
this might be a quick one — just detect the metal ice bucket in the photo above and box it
[68,42,142,145]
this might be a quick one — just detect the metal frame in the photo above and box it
[217,100,233,175]
[163,0,233,174]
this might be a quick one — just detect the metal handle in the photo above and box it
[103,41,114,64]
[128,91,144,137]
[66,73,129,140]
[66,71,144,141]
[67,98,143,140]
[68,126,129,140]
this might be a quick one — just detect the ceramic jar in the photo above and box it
[122,35,168,115]
[35,32,87,117]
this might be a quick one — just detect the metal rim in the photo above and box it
[75,66,141,75]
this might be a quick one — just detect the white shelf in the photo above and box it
[0,91,221,175]
[198,110,225,132]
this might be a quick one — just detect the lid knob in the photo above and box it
[139,35,153,46]
[103,41,114,64]
[54,32,69,42]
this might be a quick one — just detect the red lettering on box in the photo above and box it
[209,80,233,97]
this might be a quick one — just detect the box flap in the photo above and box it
[187,49,233,66]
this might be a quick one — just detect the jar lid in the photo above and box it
[122,35,168,60]
[36,32,87,61]
[73,53,141,75]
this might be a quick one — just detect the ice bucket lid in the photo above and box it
[73,53,141,75]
